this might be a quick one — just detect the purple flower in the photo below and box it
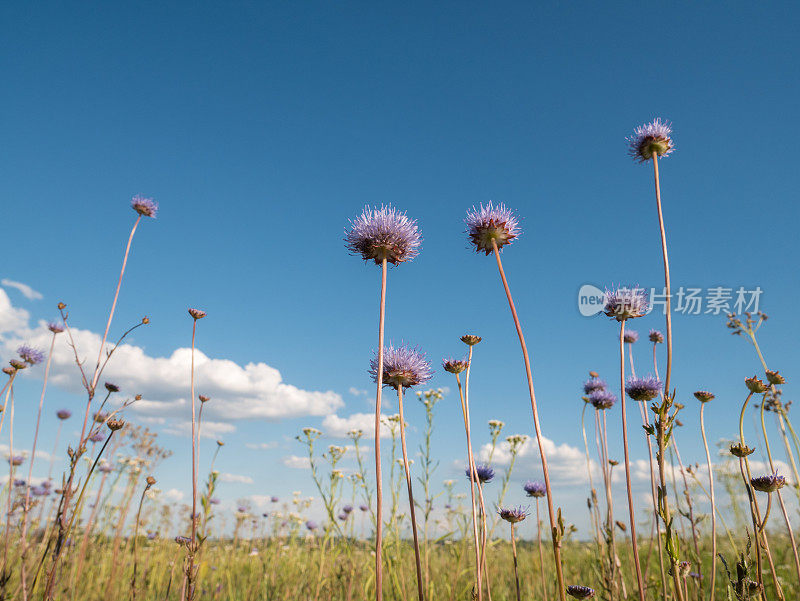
[342,504,353,514]
[89,431,105,443]
[270,496,279,503]
[147,532,157,540]
[566,585,596,599]
[603,287,649,321]
[337,512,348,521]
[466,463,495,484]
[524,481,546,498]
[370,344,433,389]
[625,376,663,402]
[131,195,158,218]
[345,204,421,265]
[751,473,786,493]
[464,202,520,255]
[17,345,44,365]
[56,409,72,420]
[8,455,25,466]
[237,505,248,513]
[359,504,369,512]
[175,535,191,546]
[623,329,639,344]
[13,479,26,487]
[305,520,318,531]
[209,497,220,505]
[498,505,529,524]
[649,329,664,344]
[47,321,65,334]
[583,377,606,395]
[98,463,113,473]
[627,118,674,162]
[588,389,616,410]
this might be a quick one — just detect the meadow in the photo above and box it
[0,119,795,601]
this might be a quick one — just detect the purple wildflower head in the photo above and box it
[13,479,26,487]
[305,520,318,531]
[237,505,248,513]
[603,287,649,321]
[344,205,421,265]
[8,455,25,466]
[625,376,663,402]
[623,329,639,344]
[589,389,617,410]
[567,585,596,599]
[147,532,157,540]
[270,496,279,503]
[442,357,469,375]
[583,377,606,395]
[750,472,786,493]
[17,345,44,366]
[56,409,72,420]
[175,535,191,546]
[498,505,529,524]
[466,463,495,484]
[337,512,348,521]
[359,504,369,512]
[89,431,105,443]
[342,504,353,514]
[209,497,220,505]
[131,195,158,218]
[464,202,520,255]
[524,480,546,498]
[370,344,433,389]
[627,118,674,162]
[98,462,113,473]
[47,321,65,334]
[649,329,664,344]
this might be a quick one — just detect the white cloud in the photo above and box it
[1,279,43,301]
[219,473,254,484]
[162,419,236,440]
[349,387,367,397]
[478,434,593,485]
[282,455,311,469]
[321,412,392,439]
[0,292,345,427]
[245,442,279,450]
[164,488,184,502]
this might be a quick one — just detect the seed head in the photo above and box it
[566,585,596,599]
[648,329,664,344]
[498,505,529,524]
[765,370,785,385]
[625,376,662,402]
[750,472,786,493]
[465,202,520,255]
[466,463,495,483]
[623,329,639,344]
[9,359,27,371]
[106,418,125,432]
[523,480,546,498]
[442,357,469,375]
[694,390,715,403]
[730,443,755,457]
[603,287,649,321]
[627,118,674,162]
[131,195,158,218]
[460,334,482,346]
[104,382,120,393]
[745,376,768,393]
[199,395,210,403]
[370,344,433,389]
[146,476,156,486]
[344,204,421,265]
[589,389,617,410]
[188,308,206,320]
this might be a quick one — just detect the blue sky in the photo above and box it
[1,2,798,535]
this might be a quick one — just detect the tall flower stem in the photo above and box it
[638,400,667,601]
[374,257,388,601]
[699,402,717,601]
[186,317,199,601]
[1,385,17,577]
[490,238,566,601]
[395,386,424,601]
[738,392,766,600]
[510,522,521,601]
[131,480,153,601]
[618,321,645,601]
[455,371,482,601]
[652,153,672,394]
[535,498,547,600]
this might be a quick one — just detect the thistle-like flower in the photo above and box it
[89,431,105,443]
[730,443,755,457]
[56,409,72,420]
[188,308,206,320]
[131,195,158,218]
[47,321,65,334]
[442,357,469,374]
[524,480,546,498]
[106,418,125,431]
[625,376,662,402]
[623,329,639,344]
[466,463,495,483]
[464,202,520,255]
[583,377,607,395]
[17,345,44,365]
[648,329,664,344]
[750,472,786,493]
[627,118,674,162]
[460,334,482,346]
[745,376,768,394]
[566,585,596,599]
[765,370,785,385]
[370,344,433,389]
[588,389,617,410]
[498,505,529,523]
[694,390,715,403]
[603,287,649,321]
[305,520,318,531]
[344,204,421,265]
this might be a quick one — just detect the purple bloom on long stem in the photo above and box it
[345,205,421,265]
[305,520,318,531]
[625,376,663,402]
[627,118,674,162]
[583,377,606,395]
[498,505,529,523]
[623,329,639,344]
[464,202,520,255]
[603,287,649,321]
[648,329,664,344]
[56,409,72,420]
[17,345,44,365]
[466,463,495,483]
[524,480,546,498]
[369,344,433,389]
[751,473,786,493]
[588,389,617,410]
[131,195,158,218]
[47,321,65,334]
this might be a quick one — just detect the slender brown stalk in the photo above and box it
[374,257,387,601]
[535,498,546,599]
[186,315,200,601]
[510,523,521,601]
[131,479,154,601]
[490,239,566,601]
[618,321,646,601]
[2,385,17,577]
[395,386,424,601]
[699,402,717,601]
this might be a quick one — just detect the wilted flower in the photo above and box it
[566,585,596,599]
[589,389,617,410]
[625,376,662,402]
[765,370,785,385]
[199,395,210,403]
[106,418,124,431]
[466,464,495,483]
[623,330,639,344]
[8,359,26,371]
[603,287,649,321]
[694,391,715,403]
[442,357,469,375]
[56,409,72,420]
[342,504,353,514]
[730,443,755,457]
[627,118,674,162]
[47,321,65,334]
[104,382,120,393]
[465,202,520,255]
[745,376,768,394]
[583,377,606,395]
[648,329,664,344]
[345,205,421,265]
[751,473,786,493]
[498,506,529,523]
[460,334,482,346]
[524,481,546,498]
[17,345,44,365]
[370,344,433,389]
[131,195,158,218]
[188,308,206,320]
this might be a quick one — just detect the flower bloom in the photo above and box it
[623,329,639,344]
[345,205,421,265]
[370,344,433,389]
[464,202,520,255]
[48,321,65,334]
[56,409,72,420]
[583,377,606,395]
[751,473,786,493]
[589,389,617,410]
[131,195,158,218]
[625,376,663,402]
[524,481,546,498]
[188,308,206,320]
[17,345,45,365]
[442,357,469,374]
[603,287,649,321]
[498,505,529,523]
[626,118,674,162]
[466,463,495,483]
[694,391,715,403]
[649,329,664,344]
